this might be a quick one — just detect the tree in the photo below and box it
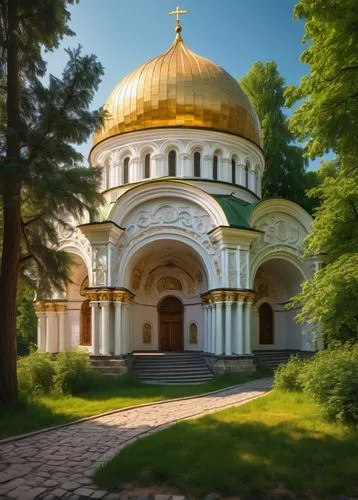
[291,162,358,344]
[0,1,104,403]
[285,0,358,169]
[286,1,358,345]
[16,280,37,356]
[239,61,317,212]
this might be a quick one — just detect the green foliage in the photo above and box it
[54,349,96,395]
[17,351,55,396]
[291,162,358,343]
[301,345,358,426]
[239,61,317,212]
[286,0,358,168]
[274,356,306,392]
[16,280,37,355]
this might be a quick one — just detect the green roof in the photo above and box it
[213,195,258,229]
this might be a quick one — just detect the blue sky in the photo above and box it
[45,0,327,169]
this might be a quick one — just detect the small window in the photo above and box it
[213,155,218,180]
[168,150,176,176]
[123,157,129,184]
[143,323,152,344]
[231,158,236,184]
[189,323,198,344]
[194,152,201,177]
[245,161,250,188]
[145,154,150,179]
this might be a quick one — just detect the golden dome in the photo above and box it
[93,31,262,148]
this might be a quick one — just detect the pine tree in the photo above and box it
[240,61,318,212]
[0,0,104,403]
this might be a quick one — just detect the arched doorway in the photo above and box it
[80,299,92,346]
[259,303,274,345]
[158,296,183,351]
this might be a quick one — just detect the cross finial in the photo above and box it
[169,5,188,25]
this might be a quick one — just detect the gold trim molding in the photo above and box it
[201,290,256,305]
[84,288,135,303]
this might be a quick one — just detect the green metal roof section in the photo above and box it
[213,195,258,229]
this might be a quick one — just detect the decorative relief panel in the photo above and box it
[252,215,305,255]
[126,203,213,238]
[143,323,151,344]
[189,323,198,344]
[239,250,248,288]
[156,276,182,294]
[228,251,237,288]
[92,246,107,286]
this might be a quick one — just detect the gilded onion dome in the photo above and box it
[93,28,262,148]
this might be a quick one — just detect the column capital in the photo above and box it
[201,289,256,304]
[34,301,67,313]
[83,288,135,303]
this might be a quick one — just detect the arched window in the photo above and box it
[259,303,274,345]
[213,155,218,180]
[144,153,150,179]
[245,161,250,188]
[231,158,236,184]
[168,150,176,176]
[123,157,129,184]
[194,152,201,177]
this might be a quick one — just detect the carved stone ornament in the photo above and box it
[143,323,152,344]
[189,323,198,344]
[126,203,212,238]
[156,276,183,294]
[252,215,304,256]
[83,289,135,303]
[92,246,107,286]
[34,302,67,313]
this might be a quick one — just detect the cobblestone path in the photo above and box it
[0,377,272,499]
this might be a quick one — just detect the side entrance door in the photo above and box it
[158,296,183,351]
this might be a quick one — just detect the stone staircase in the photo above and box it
[132,351,214,384]
[253,350,315,370]
[90,356,128,377]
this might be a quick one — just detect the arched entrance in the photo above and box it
[259,302,274,345]
[158,296,183,351]
[80,299,92,346]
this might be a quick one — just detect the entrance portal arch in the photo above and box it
[158,296,184,351]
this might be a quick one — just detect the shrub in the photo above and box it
[274,356,307,392]
[17,351,56,396]
[54,349,96,395]
[301,345,358,426]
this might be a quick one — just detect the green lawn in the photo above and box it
[94,390,358,499]
[0,372,263,439]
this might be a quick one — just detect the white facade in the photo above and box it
[35,127,319,360]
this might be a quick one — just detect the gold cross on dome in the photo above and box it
[169,6,188,23]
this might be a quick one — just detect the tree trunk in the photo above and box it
[0,0,20,404]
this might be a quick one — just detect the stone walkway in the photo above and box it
[0,377,272,499]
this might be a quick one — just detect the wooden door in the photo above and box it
[259,302,274,344]
[80,299,92,346]
[158,297,183,351]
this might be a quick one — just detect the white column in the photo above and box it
[207,306,212,353]
[122,303,131,354]
[234,301,244,355]
[244,301,252,354]
[211,304,216,353]
[100,302,111,355]
[249,169,256,191]
[215,302,223,355]
[203,155,212,179]
[224,302,232,355]
[114,301,123,355]
[58,311,66,352]
[37,314,46,351]
[90,302,100,355]
[45,313,58,353]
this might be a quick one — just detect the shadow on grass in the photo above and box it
[0,371,268,439]
[94,394,358,499]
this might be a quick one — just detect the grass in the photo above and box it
[94,390,358,499]
[0,371,265,439]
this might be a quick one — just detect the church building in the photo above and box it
[35,11,318,375]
